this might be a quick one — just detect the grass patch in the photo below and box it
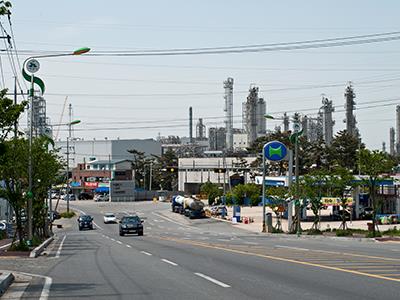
[335,229,353,237]
[306,229,323,235]
[382,228,400,237]
[60,211,76,218]
[366,231,382,238]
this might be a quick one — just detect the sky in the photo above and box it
[3,0,400,149]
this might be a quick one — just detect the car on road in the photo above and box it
[119,215,143,236]
[103,213,117,224]
[94,194,109,202]
[360,207,374,220]
[79,192,93,200]
[332,209,351,221]
[78,215,94,230]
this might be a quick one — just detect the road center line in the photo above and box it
[195,272,230,288]
[275,245,310,251]
[161,258,178,266]
[141,251,152,256]
[55,235,67,258]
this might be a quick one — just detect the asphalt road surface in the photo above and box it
[2,200,400,299]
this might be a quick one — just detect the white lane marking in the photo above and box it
[158,225,165,229]
[0,242,12,249]
[152,212,201,231]
[147,227,152,230]
[126,245,132,248]
[161,259,178,266]
[116,241,123,245]
[17,272,52,300]
[55,235,67,258]
[243,241,259,245]
[141,251,152,256]
[93,222,103,230]
[275,245,310,252]
[148,222,154,226]
[391,249,400,252]
[110,238,116,242]
[194,273,230,288]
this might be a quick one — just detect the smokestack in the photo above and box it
[390,127,395,155]
[396,105,400,153]
[189,106,193,143]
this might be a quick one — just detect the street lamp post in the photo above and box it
[22,47,90,242]
[66,119,81,213]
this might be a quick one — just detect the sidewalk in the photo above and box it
[224,206,399,233]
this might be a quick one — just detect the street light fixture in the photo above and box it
[23,48,90,243]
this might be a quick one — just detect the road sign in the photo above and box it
[26,59,40,73]
[263,141,288,161]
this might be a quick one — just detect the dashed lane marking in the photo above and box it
[126,245,132,248]
[141,251,152,256]
[161,259,178,266]
[195,273,230,288]
[116,241,123,245]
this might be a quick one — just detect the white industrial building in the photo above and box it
[56,138,161,168]
[178,157,257,194]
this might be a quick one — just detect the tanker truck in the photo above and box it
[183,197,205,219]
[171,195,185,214]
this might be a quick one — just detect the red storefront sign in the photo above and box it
[84,182,98,188]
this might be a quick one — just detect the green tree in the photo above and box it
[327,130,364,173]
[0,137,62,245]
[358,149,394,236]
[200,181,222,205]
[152,149,178,191]
[231,183,261,206]
[329,167,356,230]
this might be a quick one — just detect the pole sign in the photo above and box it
[26,59,40,73]
[264,141,288,161]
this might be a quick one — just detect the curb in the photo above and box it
[29,236,54,258]
[0,272,14,296]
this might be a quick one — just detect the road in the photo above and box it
[1,200,400,299]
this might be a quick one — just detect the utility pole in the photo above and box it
[283,113,289,132]
[66,103,72,213]
[149,161,153,191]
[27,71,35,243]
[396,105,400,154]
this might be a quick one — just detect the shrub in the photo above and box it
[335,229,353,237]
[10,241,30,251]
[366,231,382,238]
[307,229,323,235]
[60,211,76,218]
[0,230,6,240]
[32,235,43,247]
[382,228,400,237]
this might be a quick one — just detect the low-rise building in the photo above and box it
[178,156,257,194]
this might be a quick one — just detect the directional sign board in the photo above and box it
[264,141,288,162]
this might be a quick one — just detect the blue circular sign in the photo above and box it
[264,141,288,161]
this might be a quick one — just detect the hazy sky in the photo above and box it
[4,1,400,149]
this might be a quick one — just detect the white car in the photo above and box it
[103,213,117,224]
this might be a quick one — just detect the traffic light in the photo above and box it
[167,167,178,173]
[214,168,226,174]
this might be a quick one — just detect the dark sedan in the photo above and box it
[119,215,143,236]
[78,215,94,231]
